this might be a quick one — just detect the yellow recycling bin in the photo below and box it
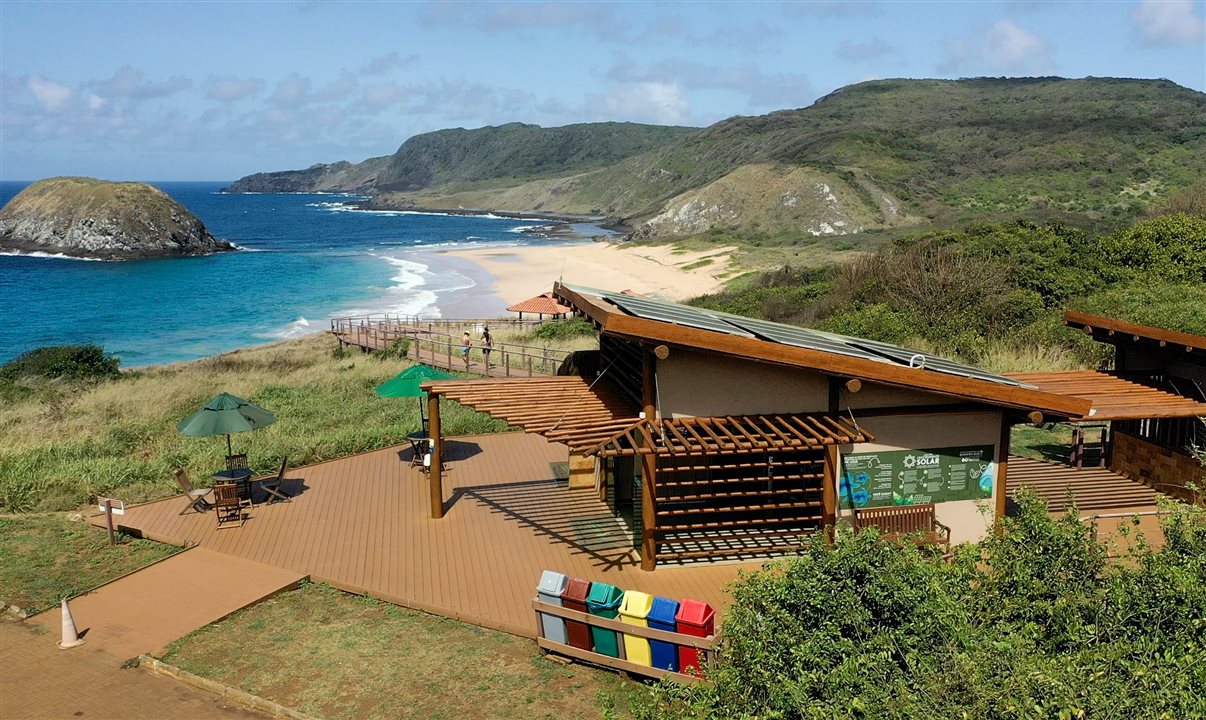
[618,590,654,666]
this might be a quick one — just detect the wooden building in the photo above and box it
[422,285,1203,569]
[1011,311,1205,502]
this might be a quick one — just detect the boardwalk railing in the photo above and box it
[331,315,573,377]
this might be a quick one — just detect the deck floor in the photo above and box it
[1008,455,1160,512]
[99,433,759,637]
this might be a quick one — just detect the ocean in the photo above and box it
[0,181,589,366]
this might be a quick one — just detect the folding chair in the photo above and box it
[260,457,292,504]
[213,483,249,528]
[173,468,213,515]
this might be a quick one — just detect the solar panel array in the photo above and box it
[562,283,1033,388]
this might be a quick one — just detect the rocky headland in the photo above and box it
[0,177,234,260]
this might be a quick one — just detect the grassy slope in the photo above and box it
[0,513,179,613]
[163,582,643,720]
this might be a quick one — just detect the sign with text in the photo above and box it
[97,498,125,515]
[839,445,995,509]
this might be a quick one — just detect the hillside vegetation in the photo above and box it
[691,212,1206,368]
[229,78,1206,240]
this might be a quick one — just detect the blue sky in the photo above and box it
[2,1,1203,181]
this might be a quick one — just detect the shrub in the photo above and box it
[0,344,120,382]
[533,317,596,340]
[375,336,411,361]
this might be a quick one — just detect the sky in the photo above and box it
[1,0,1203,181]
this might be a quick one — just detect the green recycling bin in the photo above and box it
[585,582,624,658]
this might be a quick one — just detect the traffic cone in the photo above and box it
[57,598,85,649]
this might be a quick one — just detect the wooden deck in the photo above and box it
[1008,455,1160,512]
[97,433,758,637]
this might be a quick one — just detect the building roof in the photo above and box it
[553,282,1092,419]
[506,292,572,316]
[1064,310,1206,354]
[1005,370,1206,420]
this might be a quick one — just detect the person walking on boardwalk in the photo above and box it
[460,331,473,371]
[481,326,493,369]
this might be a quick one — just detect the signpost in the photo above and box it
[840,445,995,509]
[97,497,125,546]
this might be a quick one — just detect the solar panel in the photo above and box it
[720,315,893,363]
[846,337,1031,387]
[602,293,755,338]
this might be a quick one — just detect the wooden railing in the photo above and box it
[331,315,573,377]
[532,598,717,684]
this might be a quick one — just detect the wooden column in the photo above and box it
[995,417,1011,529]
[822,444,839,543]
[640,349,658,571]
[429,392,444,519]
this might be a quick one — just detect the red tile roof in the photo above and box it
[507,292,572,315]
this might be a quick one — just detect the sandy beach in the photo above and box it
[444,241,736,307]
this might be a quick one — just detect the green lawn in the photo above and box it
[162,582,645,720]
[0,513,179,614]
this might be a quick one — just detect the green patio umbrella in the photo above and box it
[177,392,277,456]
[375,364,456,427]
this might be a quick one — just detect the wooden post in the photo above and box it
[822,445,838,543]
[429,393,444,519]
[995,418,1011,529]
[104,499,116,547]
[640,349,658,571]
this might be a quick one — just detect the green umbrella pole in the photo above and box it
[226,433,233,457]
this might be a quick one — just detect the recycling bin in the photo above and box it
[561,577,593,651]
[647,596,680,671]
[585,582,625,658]
[675,599,716,674]
[618,590,654,666]
[536,570,570,644]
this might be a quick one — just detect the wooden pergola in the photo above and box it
[1006,370,1206,421]
[507,292,572,320]
[590,414,871,457]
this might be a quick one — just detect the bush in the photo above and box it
[638,493,1206,720]
[0,344,120,382]
[375,336,411,361]
[533,317,596,340]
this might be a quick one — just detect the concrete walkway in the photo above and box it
[0,622,269,720]
[32,546,304,658]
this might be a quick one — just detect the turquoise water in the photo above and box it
[0,181,572,366]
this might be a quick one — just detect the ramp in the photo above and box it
[33,547,304,658]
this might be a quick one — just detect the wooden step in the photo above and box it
[656,544,806,561]
[656,500,822,517]
[657,487,821,503]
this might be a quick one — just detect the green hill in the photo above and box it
[227,78,1206,239]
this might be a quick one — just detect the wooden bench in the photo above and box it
[852,503,950,549]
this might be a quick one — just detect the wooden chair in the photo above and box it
[213,483,248,528]
[852,503,951,550]
[225,454,253,502]
[173,468,213,515]
[259,457,291,504]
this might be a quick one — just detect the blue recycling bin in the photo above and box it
[647,596,680,671]
[536,570,570,644]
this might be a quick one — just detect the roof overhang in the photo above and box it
[1064,310,1206,354]
[593,414,872,457]
[554,282,1093,420]
[1005,370,1206,421]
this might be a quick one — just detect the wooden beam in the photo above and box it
[653,344,670,360]
[845,378,862,393]
[995,418,1010,529]
[822,444,839,543]
[641,348,658,571]
[428,393,444,519]
[1027,411,1044,424]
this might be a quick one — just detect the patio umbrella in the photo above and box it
[177,392,277,456]
[375,364,455,427]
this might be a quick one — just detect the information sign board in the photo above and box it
[839,445,995,509]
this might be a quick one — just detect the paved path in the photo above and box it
[0,621,269,720]
[32,547,304,658]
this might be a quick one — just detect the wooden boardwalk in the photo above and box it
[97,434,758,637]
[1008,455,1160,512]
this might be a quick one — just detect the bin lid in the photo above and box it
[648,596,680,623]
[675,598,715,627]
[586,581,624,608]
[537,570,569,596]
[562,577,591,601]
[618,590,653,619]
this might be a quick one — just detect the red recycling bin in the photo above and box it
[674,599,715,674]
[560,577,593,651]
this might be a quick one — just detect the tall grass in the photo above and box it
[0,334,508,512]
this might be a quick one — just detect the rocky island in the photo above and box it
[0,177,234,260]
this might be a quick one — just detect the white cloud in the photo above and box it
[26,75,73,112]
[939,19,1055,75]
[1131,0,1205,46]
[360,52,418,75]
[87,93,106,111]
[423,1,623,40]
[269,71,357,107]
[593,82,689,125]
[837,36,896,62]
[91,66,191,100]
[607,56,812,110]
[359,82,408,110]
[205,76,264,102]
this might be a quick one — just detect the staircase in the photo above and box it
[654,450,826,562]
